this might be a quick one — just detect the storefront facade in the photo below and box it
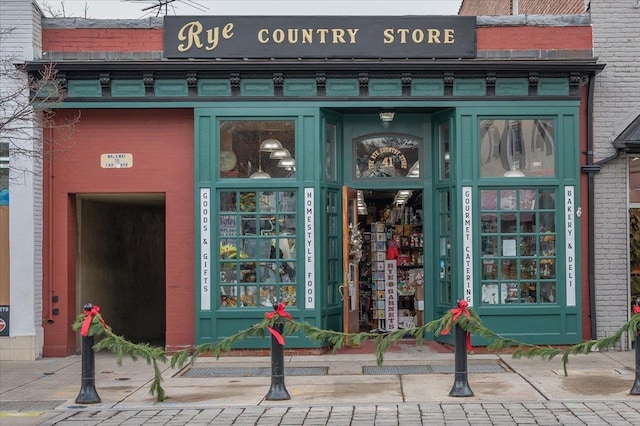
[30,14,601,356]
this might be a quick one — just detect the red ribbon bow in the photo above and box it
[265,303,292,345]
[441,300,473,352]
[80,305,108,337]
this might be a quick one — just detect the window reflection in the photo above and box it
[480,119,554,177]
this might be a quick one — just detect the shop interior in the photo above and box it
[355,189,424,332]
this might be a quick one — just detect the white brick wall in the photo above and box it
[0,0,44,359]
[591,1,640,343]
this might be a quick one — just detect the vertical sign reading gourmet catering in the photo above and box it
[565,187,576,307]
[305,188,315,309]
[200,188,211,310]
[462,187,474,306]
[164,16,476,59]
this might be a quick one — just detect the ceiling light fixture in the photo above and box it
[379,112,395,123]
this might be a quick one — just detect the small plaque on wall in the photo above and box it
[101,153,133,169]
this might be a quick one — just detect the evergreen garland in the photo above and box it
[72,306,640,402]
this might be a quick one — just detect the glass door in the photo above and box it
[432,110,455,344]
[342,186,360,334]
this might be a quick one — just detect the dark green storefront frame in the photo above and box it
[193,99,583,348]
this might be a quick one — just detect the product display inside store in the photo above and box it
[356,189,424,332]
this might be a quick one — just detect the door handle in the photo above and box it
[338,285,345,300]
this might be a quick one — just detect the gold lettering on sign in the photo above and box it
[367,147,408,170]
[177,21,234,52]
[383,28,455,44]
[257,28,359,44]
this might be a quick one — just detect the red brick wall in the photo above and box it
[42,25,592,55]
[43,109,194,356]
[478,26,592,50]
[460,0,586,15]
[43,28,163,52]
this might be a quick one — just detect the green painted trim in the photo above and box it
[453,79,486,96]
[283,79,317,97]
[411,79,444,96]
[538,78,570,96]
[155,79,188,97]
[111,80,145,97]
[368,79,402,97]
[190,102,583,346]
[198,79,232,97]
[326,78,359,97]
[49,99,580,110]
[240,79,274,96]
[495,78,528,96]
[67,80,101,97]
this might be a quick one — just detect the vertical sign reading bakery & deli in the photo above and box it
[164,16,476,59]
[565,187,576,307]
[200,188,211,310]
[305,188,315,309]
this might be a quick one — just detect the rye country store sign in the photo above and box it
[164,16,476,59]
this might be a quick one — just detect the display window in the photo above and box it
[217,190,297,308]
[480,188,557,304]
[218,120,295,179]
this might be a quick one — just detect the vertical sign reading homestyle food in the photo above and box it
[565,187,576,307]
[305,188,315,309]
[200,188,211,310]
[462,187,474,306]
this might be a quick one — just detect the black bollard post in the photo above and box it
[631,327,640,395]
[449,323,474,397]
[265,320,291,400]
[75,304,101,404]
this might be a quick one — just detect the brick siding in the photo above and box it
[591,1,640,343]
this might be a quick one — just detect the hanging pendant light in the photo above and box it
[277,157,296,168]
[269,148,292,160]
[503,165,525,177]
[250,150,271,179]
[250,170,271,179]
[260,138,283,152]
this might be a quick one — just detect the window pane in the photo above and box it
[219,120,295,179]
[0,142,8,192]
[630,157,640,203]
[480,188,557,305]
[217,190,297,309]
[326,123,337,181]
[480,119,554,177]
[439,122,450,180]
[354,133,420,178]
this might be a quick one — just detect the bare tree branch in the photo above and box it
[1,28,79,184]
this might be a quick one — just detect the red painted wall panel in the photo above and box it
[478,26,592,50]
[43,109,194,356]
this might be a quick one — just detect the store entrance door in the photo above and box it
[341,186,360,334]
[341,187,425,335]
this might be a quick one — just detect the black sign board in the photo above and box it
[164,16,476,59]
[0,305,9,336]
